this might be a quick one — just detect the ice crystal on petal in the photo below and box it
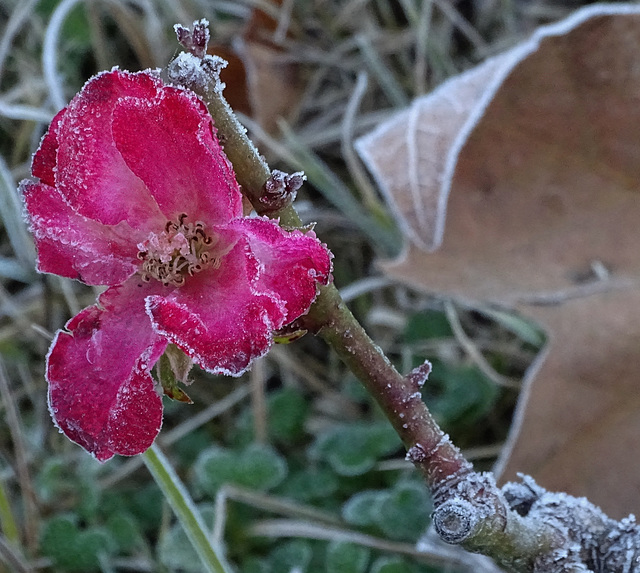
[21,69,332,460]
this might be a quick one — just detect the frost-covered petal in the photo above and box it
[112,85,242,225]
[32,108,65,187]
[54,70,166,230]
[146,239,286,376]
[226,217,332,322]
[47,280,168,461]
[21,180,142,285]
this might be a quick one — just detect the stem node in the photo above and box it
[433,499,478,544]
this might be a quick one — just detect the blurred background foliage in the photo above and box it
[0,0,598,570]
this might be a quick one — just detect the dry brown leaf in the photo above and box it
[356,4,640,519]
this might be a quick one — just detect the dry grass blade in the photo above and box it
[0,358,38,552]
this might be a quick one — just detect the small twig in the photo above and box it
[341,71,384,212]
[0,359,39,553]
[212,484,341,548]
[250,357,268,443]
[355,33,409,108]
[339,276,392,303]
[443,300,520,390]
[0,534,31,573]
[248,518,491,569]
[0,0,40,86]
[414,0,434,95]
[273,0,295,45]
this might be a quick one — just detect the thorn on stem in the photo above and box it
[406,359,432,389]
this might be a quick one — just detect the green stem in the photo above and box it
[303,283,470,489]
[142,444,233,573]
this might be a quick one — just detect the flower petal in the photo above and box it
[112,85,243,225]
[47,280,168,461]
[146,239,286,376]
[21,180,142,285]
[54,70,166,230]
[226,217,332,322]
[32,108,65,187]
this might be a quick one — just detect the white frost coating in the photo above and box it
[355,3,640,253]
[45,329,64,431]
[169,52,226,95]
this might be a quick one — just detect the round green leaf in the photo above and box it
[40,516,116,572]
[268,388,309,444]
[341,490,386,526]
[237,443,288,490]
[194,443,288,497]
[312,422,401,477]
[268,539,313,572]
[377,482,431,541]
[370,556,416,573]
[279,466,339,502]
[325,541,370,573]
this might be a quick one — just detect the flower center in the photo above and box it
[137,213,219,286]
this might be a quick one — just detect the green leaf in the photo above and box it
[40,516,116,572]
[268,388,309,444]
[376,482,431,542]
[403,309,453,342]
[194,443,287,497]
[370,557,417,573]
[156,345,194,403]
[279,467,339,502]
[312,422,401,476]
[241,557,270,573]
[35,458,101,521]
[123,484,164,533]
[238,443,288,490]
[341,490,386,526]
[268,539,313,572]
[325,541,370,573]
[106,513,143,554]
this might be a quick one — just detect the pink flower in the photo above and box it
[21,69,331,461]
